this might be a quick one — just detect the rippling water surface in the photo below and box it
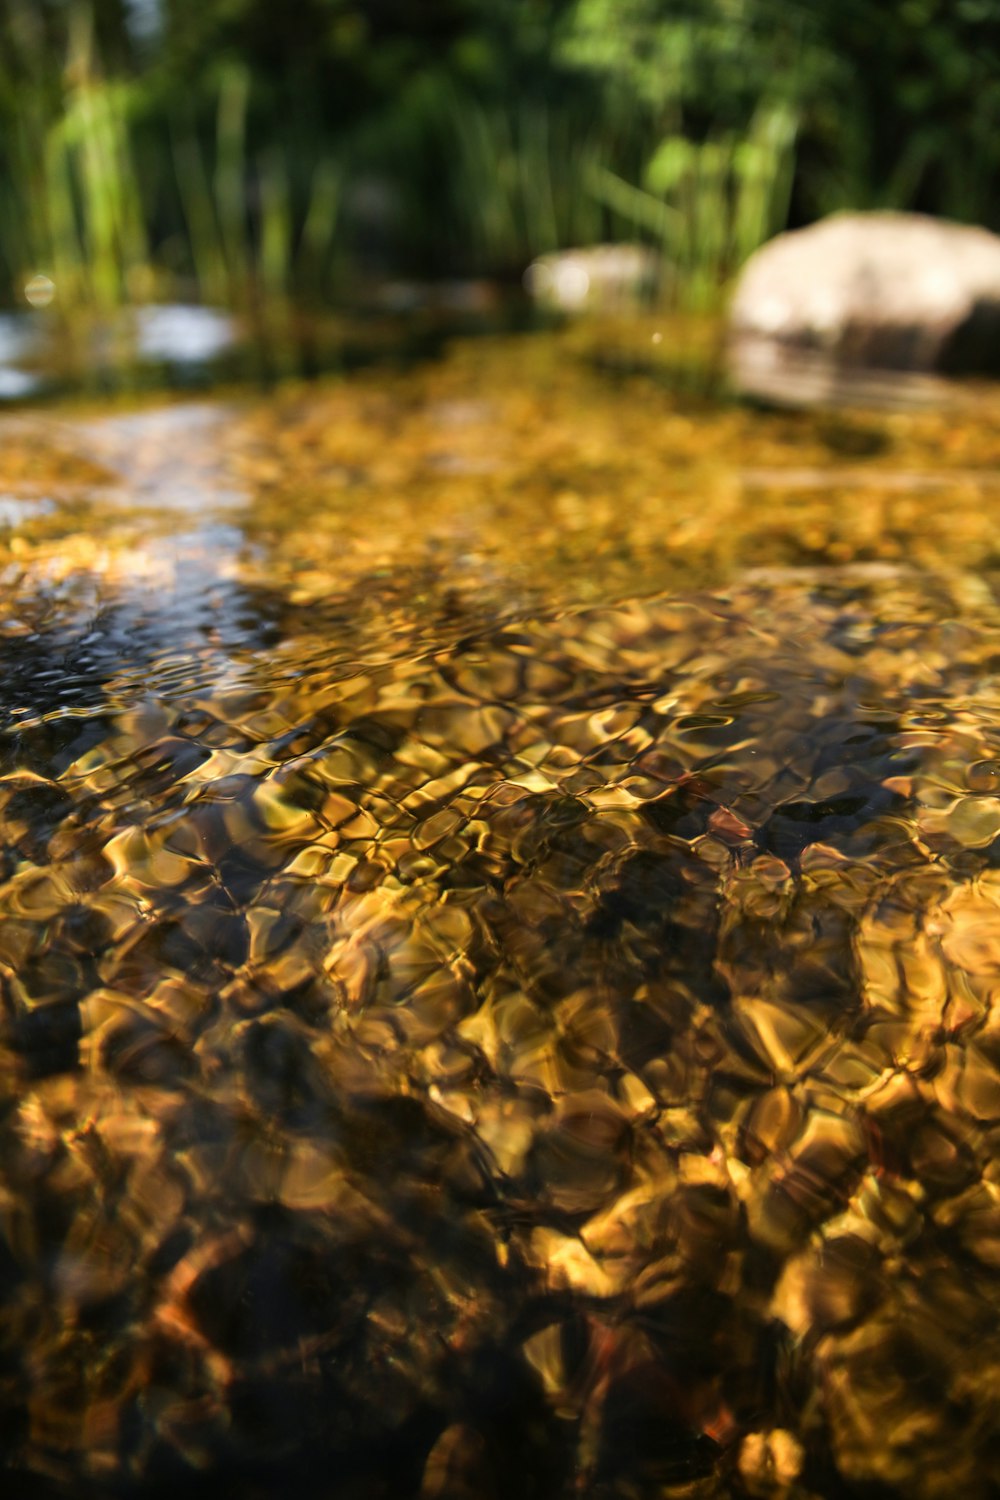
[3,323,1000,1499]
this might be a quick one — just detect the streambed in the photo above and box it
[2,322,1000,1499]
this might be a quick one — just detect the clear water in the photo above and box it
[2,323,1000,1499]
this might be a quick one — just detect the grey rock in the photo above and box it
[729,212,1000,384]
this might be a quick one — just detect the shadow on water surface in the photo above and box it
[3,325,1000,1499]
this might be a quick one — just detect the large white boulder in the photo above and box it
[729,212,1000,379]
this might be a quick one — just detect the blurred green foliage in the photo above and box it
[1,0,999,314]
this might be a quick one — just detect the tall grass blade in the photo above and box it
[258,147,292,304]
[215,63,251,301]
[298,157,341,298]
[170,115,228,303]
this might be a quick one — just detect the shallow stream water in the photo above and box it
[3,319,1000,1499]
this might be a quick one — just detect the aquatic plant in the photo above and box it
[586,100,798,308]
[430,87,607,272]
[0,2,152,311]
[1,0,999,320]
[0,3,345,318]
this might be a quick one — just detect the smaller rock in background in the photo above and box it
[524,243,663,312]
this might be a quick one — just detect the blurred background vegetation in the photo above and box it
[2,0,1000,318]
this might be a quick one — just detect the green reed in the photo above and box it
[588,100,798,309]
[169,110,229,307]
[391,81,607,275]
[4,4,152,310]
[0,2,794,322]
[0,5,343,320]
